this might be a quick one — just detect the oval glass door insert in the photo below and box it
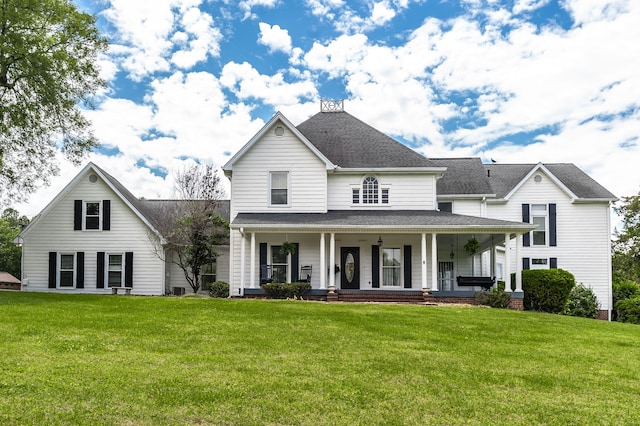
[345,253,355,283]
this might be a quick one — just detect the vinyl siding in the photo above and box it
[229,123,327,219]
[327,174,438,210]
[487,170,612,310]
[21,172,165,295]
[166,246,229,294]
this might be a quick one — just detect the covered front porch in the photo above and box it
[230,210,535,304]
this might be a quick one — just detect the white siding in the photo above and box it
[487,171,613,311]
[229,122,327,219]
[452,199,483,216]
[166,246,229,295]
[327,174,438,210]
[22,172,165,295]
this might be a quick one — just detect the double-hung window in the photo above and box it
[270,171,289,206]
[531,204,547,246]
[382,248,401,287]
[85,201,101,230]
[201,260,217,290]
[59,254,76,288]
[271,246,288,283]
[107,254,123,287]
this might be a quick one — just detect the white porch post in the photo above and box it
[240,230,246,296]
[320,233,326,289]
[329,232,336,291]
[515,234,523,292]
[504,233,512,292]
[431,233,438,291]
[421,233,427,290]
[250,232,256,289]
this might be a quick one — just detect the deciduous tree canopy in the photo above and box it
[0,0,108,204]
[613,192,640,282]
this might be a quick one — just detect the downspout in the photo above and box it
[238,227,246,297]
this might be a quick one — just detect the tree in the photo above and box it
[159,164,228,293]
[0,0,108,204]
[613,192,640,283]
[0,207,28,277]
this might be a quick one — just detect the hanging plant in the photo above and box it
[464,237,480,256]
[280,241,296,256]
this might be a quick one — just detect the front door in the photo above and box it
[341,247,360,289]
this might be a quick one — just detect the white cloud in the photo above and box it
[239,0,280,20]
[258,22,293,54]
[513,0,550,14]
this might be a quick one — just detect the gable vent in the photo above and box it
[89,174,98,183]
[274,126,284,136]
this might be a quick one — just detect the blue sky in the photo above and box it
[17,0,640,220]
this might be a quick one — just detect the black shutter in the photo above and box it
[259,243,267,281]
[549,203,557,247]
[550,257,558,269]
[372,245,380,288]
[403,245,412,288]
[291,243,299,282]
[96,252,105,288]
[522,204,530,247]
[48,252,57,288]
[103,200,111,231]
[76,252,84,289]
[523,257,530,270]
[74,200,82,230]
[125,252,134,287]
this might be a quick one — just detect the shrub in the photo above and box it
[522,269,575,313]
[208,281,229,298]
[262,282,311,299]
[616,297,640,324]
[563,284,599,319]
[474,288,511,309]
[612,280,640,321]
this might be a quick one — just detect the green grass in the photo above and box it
[1,292,639,425]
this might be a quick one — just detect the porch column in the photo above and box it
[240,230,246,296]
[250,232,256,289]
[431,233,438,291]
[504,233,512,292]
[515,234,523,292]
[320,233,326,289]
[421,233,427,290]
[329,232,336,291]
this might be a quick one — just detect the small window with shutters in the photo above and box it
[59,253,76,288]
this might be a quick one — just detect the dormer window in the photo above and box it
[352,176,389,205]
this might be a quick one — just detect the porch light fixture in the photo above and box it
[377,235,383,247]
[449,245,455,259]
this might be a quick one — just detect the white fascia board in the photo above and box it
[222,111,336,173]
[332,167,447,175]
[438,194,497,200]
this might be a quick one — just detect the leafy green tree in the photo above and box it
[0,207,28,277]
[613,192,640,283]
[155,164,229,293]
[0,0,108,204]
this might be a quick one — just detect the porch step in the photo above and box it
[337,290,425,304]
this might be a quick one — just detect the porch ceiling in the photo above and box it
[232,210,535,234]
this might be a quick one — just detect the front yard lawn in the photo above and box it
[1,292,639,425]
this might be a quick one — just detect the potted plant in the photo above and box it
[464,237,479,256]
[280,241,296,256]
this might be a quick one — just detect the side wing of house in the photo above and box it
[486,164,616,314]
[20,165,165,295]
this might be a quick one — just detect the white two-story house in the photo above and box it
[223,101,616,317]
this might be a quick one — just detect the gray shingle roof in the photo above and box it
[431,158,495,195]
[484,163,617,200]
[296,111,437,168]
[232,210,534,231]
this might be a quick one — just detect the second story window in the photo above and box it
[363,177,378,204]
[531,204,547,245]
[270,171,289,206]
[353,176,389,205]
[85,201,101,230]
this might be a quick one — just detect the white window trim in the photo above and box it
[269,171,290,207]
[58,252,76,289]
[381,247,402,288]
[106,252,124,288]
[83,200,102,231]
[351,176,391,206]
[270,245,290,283]
[531,204,548,246]
[531,258,549,270]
